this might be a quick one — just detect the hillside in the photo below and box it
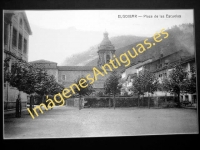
[61,23,194,68]
[85,23,195,71]
[61,35,147,66]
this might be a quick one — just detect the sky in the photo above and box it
[25,10,194,65]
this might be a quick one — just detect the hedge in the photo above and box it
[83,96,176,108]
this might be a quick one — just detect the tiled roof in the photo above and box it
[29,59,57,64]
[58,66,94,71]
[135,50,182,69]
[152,55,195,73]
[58,66,111,71]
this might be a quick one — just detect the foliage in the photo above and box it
[131,72,144,96]
[181,66,196,94]
[159,76,172,97]
[96,91,104,97]
[4,57,11,83]
[73,75,94,110]
[104,71,121,109]
[9,60,33,92]
[4,58,64,100]
[142,69,159,94]
[132,69,159,107]
[73,75,94,97]
[167,64,187,105]
[169,64,186,94]
[104,71,122,96]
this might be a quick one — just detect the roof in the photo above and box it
[136,50,182,69]
[4,10,32,35]
[58,66,94,71]
[152,55,195,73]
[58,66,112,72]
[29,59,57,64]
[127,59,152,70]
[98,32,115,51]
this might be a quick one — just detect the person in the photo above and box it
[16,94,21,118]
[30,95,34,113]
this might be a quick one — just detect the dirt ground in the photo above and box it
[4,106,198,139]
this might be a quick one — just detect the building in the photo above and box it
[4,10,32,110]
[120,59,152,95]
[29,60,59,82]
[29,32,115,94]
[135,50,196,103]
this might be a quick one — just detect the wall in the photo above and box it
[58,70,110,90]
[4,86,27,110]
[46,68,58,82]
[10,13,29,61]
[4,11,31,111]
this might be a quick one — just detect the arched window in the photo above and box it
[106,54,110,63]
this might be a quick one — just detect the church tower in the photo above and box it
[97,32,116,67]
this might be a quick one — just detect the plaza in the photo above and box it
[4,106,198,139]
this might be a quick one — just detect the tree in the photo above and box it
[131,72,145,107]
[34,71,63,106]
[4,59,63,115]
[181,66,196,95]
[143,70,159,108]
[4,57,11,83]
[7,60,35,117]
[159,77,172,102]
[104,71,121,109]
[168,64,186,106]
[73,76,93,110]
[132,69,158,108]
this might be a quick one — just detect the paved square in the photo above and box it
[4,106,198,139]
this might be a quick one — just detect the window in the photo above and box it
[23,38,27,54]
[62,75,66,81]
[18,33,22,50]
[12,28,17,47]
[106,55,110,63]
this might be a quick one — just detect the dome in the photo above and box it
[98,32,115,51]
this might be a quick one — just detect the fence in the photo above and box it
[65,96,176,108]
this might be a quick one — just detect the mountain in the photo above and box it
[61,35,147,66]
[85,23,195,71]
[61,23,194,69]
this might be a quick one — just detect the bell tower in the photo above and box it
[97,32,116,67]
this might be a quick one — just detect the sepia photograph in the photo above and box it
[3,9,198,139]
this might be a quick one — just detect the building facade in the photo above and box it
[29,32,115,95]
[4,10,32,110]
[135,50,196,103]
[120,48,196,104]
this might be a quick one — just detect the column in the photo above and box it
[104,53,106,64]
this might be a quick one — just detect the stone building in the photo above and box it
[30,32,115,94]
[97,31,116,66]
[135,50,196,103]
[4,10,32,110]
[120,48,196,104]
